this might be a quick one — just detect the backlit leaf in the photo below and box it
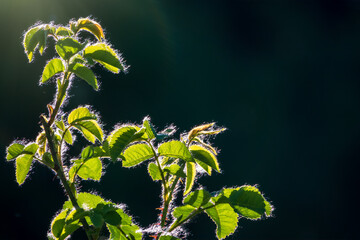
[69,63,98,90]
[183,189,211,208]
[205,203,238,239]
[77,157,102,181]
[6,143,25,161]
[75,18,104,40]
[55,27,73,37]
[23,25,47,62]
[68,107,97,125]
[84,43,124,73]
[55,37,83,60]
[74,120,103,143]
[148,162,161,181]
[41,58,64,83]
[158,141,193,162]
[108,126,139,162]
[16,154,34,185]
[190,145,220,173]
[122,143,154,167]
[184,162,196,195]
[164,164,186,178]
[173,205,196,220]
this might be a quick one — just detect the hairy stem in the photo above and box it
[40,116,94,240]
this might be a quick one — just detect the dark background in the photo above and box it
[0,0,359,239]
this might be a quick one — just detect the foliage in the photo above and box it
[6,17,273,240]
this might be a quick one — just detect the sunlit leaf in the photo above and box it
[183,189,211,208]
[164,164,186,178]
[41,58,64,83]
[76,157,102,181]
[84,43,124,73]
[68,107,97,125]
[122,143,154,167]
[158,141,193,162]
[205,203,238,239]
[75,18,104,40]
[69,63,98,90]
[190,145,220,173]
[108,126,140,162]
[55,37,83,60]
[73,120,103,143]
[184,162,196,195]
[148,162,161,181]
[6,143,25,161]
[23,25,47,62]
[55,27,73,37]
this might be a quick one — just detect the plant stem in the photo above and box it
[40,116,94,240]
[48,72,70,126]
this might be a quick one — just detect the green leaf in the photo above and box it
[195,158,212,175]
[190,145,220,173]
[184,189,211,208]
[23,143,39,155]
[173,205,196,220]
[6,143,25,160]
[68,107,97,125]
[90,212,104,228]
[69,63,98,90]
[41,58,64,83]
[74,18,104,40]
[74,120,103,143]
[77,157,102,181]
[164,164,186,178]
[158,141,193,162]
[159,236,181,240]
[184,162,196,196]
[229,185,270,219]
[205,203,238,239]
[122,143,154,167]
[51,209,69,238]
[42,152,55,168]
[16,154,34,185]
[84,43,124,73]
[264,200,273,217]
[63,129,73,145]
[148,162,161,181]
[23,26,47,62]
[64,192,105,210]
[108,126,139,162]
[55,37,83,60]
[55,27,73,37]
[104,211,122,226]
[143,118,156,140]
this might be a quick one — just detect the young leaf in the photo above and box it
[6,143,25,161]
[73,120,103,143]
[143,118,156,140]
[41,58,64,83]
[159,236,181,240]
[190,145,220,173]
[183,189,211,208]
[122,143,154,167]
[55,37,83,60]
[69,63,98,90]
[63,192,105,210]
[108,126,139,162]
[51,209,69,238]
[62,129,73,145]
[229,185,271,219]
[184,162,196,195]
[76,157,102,181]
[164,164,186,178]
[68,107,97,125]
[42,152,55,168]
[55,27,73,37]
[84,43,124,73]
[194,159,212,175]
[23,26,47,62]
[36,131,47,156]
[74,18,104,40]
[158,141,193,162]
[148,162,162,181]
[205,203,238,240]
[173,205,196,221]
[188,123,214,140]
[16,154,34,185]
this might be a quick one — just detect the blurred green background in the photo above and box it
[1,0,359,239]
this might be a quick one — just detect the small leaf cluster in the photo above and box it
[5,18,273,240]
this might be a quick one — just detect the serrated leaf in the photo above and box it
[184,162,196,195]
[55,27,73,37]
[148,162,161,181]
[23,26,47,62]
[6,143,25,160]
[122,143,154,167]
[264,200,273,217]
[205,203,238,239]
[69,63,98,90]
[63,192,105,210]
[158,141,193,162]
[164,164,186,178]
[75,18,104,40]
[51,209,69,238]
[41,58,64,83]
[184,189,211,208]
[77,157,102,181]
[190,145,220,172]
[16,154,34,185]
[143,118,156,140]
[68,107,97,125]
[173,205,196,220]
[56,120,66,131]
[74,120,103,143]
[55,37,83,60]
[23,143,39,155]
[84,43,124,73]
[63,129,73,145]
[108,126,139,162]
[229,185,270,220]
[42,152,54,168]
